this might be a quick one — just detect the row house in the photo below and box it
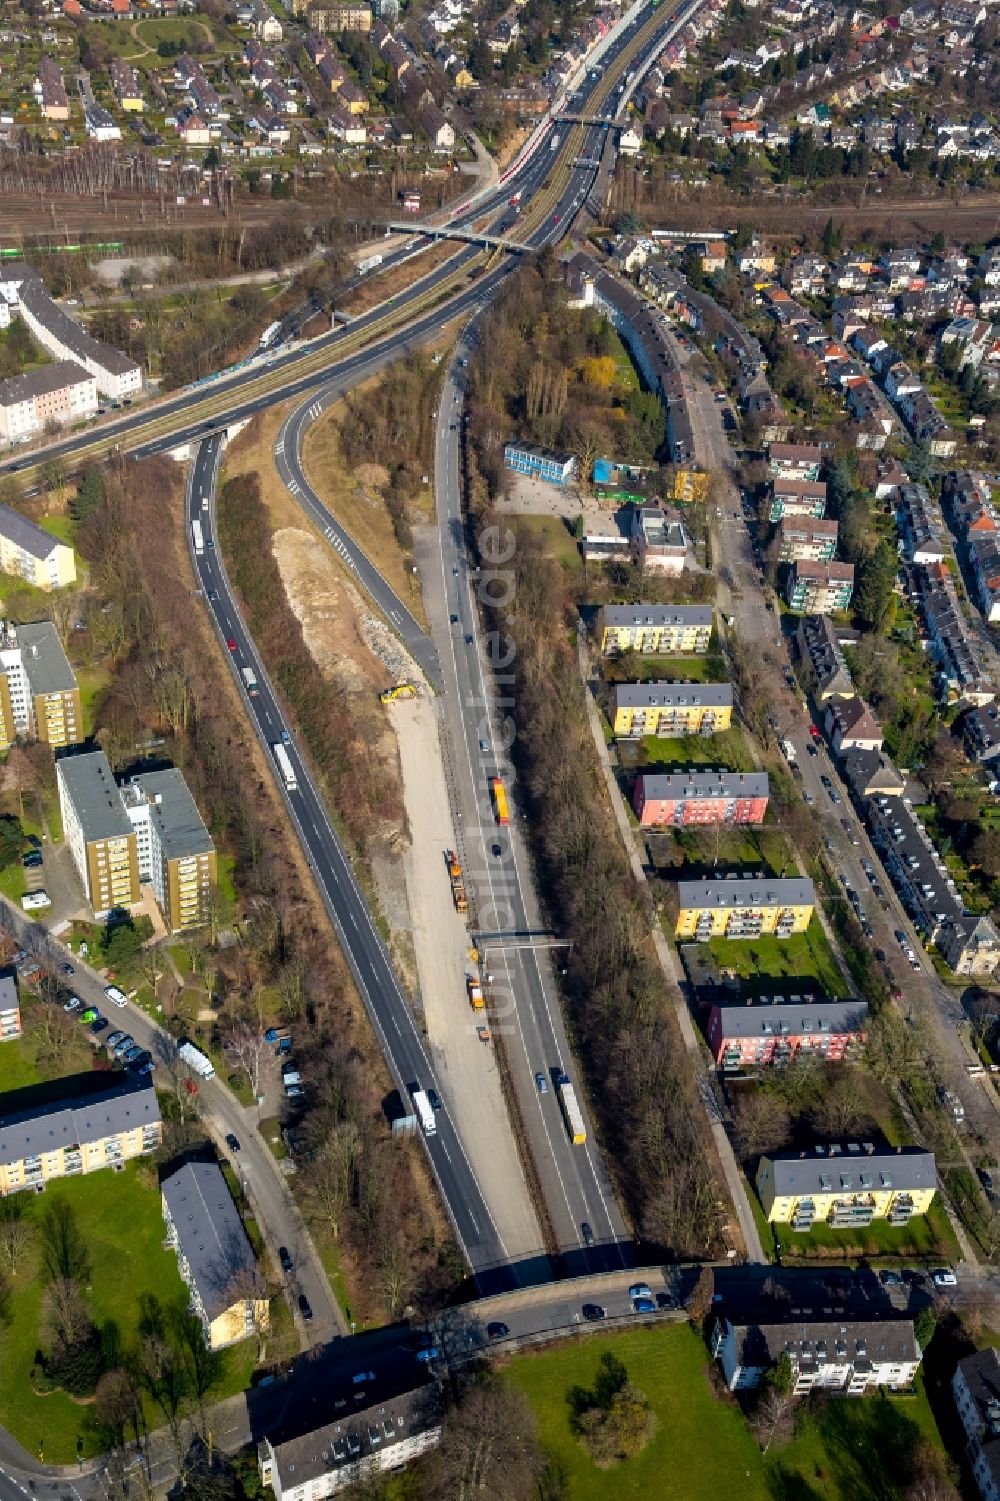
[768,442,823,481]
[674,875,815,942]
[706,995,868,1069]
[918,564,995,706]
[633,769,769,829]
[175,54,220,117]
[897,483,947,564]
[796,614,854,699]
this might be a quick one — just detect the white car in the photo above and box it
[932,1267,957,1289]
[104,985,127,1008]
[21,891,50,911]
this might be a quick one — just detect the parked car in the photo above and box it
[91,1017,109,1034]
[487,1322,509,1341]
[63,996,81,1013]
[298,1294,313,1323]
[113,1035,135,1058]
[59,962,74,976]
[582,1304,606,1322]
[632,1296,656,1314]
[225,1132,241,1153]
[78,1008,98,1024]
[628,1282,653,1302]
[104,985,127,1008]
[279,1246,294,1273]
[106,1031,126,1049]
[932,1268,957,1289]
[123,1045,145,1063]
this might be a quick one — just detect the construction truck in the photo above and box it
[379,682,416,703]
[476,1024,491,1044]
[467,974,484,1011]
[445,850,468,914]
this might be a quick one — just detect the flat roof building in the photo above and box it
[0,620,82,751]
[121,770,217,932]
[57,750,140,918]
[503,442,577,486]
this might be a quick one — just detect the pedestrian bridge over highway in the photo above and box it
[383,220,532,253]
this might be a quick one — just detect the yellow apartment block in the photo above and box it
[0,1077,161,1195]
[756,1144,937,1231]
[599,604,713,655]
[57,750,141,918]
[0,619,82,751]
[610,682,733,739]
[675,875,815,940]
[162,1161,269,1350]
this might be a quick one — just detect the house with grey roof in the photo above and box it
[953,1348,1000,1501]
[0,504,75,591]
[0,1075,160,1194]
[712,1310,921,1394]
[162,1160,268,1349]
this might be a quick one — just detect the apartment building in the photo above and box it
[706,995,867,1069]
[629,506,689,574]
[776,517,838,563]
[121,770,217,932]
[610,682,734,738]
[503,442,577,486]
[259,1382,444,1501]
[785,560,855,614]
[953,1349,1000,1501]
[0,361,97,443]
[162,1161,268,1350]
[599,604,713,655]
[0,621,82,751]
[674,875,815,940]
[897,483,946,564]
[304,1,373,27]
[769,477,828,521]
[12,277,141,402]
[0,1076,161,1195]
[0,505,75,592]
[35,58,69,121]
[57,751,140,919]
[633,769,768,828]
[768,441,823,480]
[756,1143,937,1231]
[0,976,22,1043]
[796,615,855,699]
[712,1312,921,1395]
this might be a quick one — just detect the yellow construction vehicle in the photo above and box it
[379,682,416,703]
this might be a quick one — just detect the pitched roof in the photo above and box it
[0,1076,158,1166]
[762,1143,936,1199]
[162,1160,257,1320]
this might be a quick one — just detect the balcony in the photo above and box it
[887,1194,915,1225]
[828,1200,875,1228]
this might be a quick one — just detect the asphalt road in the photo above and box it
[431,333,632,1272]
[189,436,514,1288]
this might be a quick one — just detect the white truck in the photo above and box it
[412,1088,436,1137]
[273,741,297,791]
[357,253,384,276]
[258,319,282,349]
[781,738,797,765]
[242,666,259,698]
[178,1040,215,1079]
[191,518,204,556]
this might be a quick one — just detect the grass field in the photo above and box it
[619,652,728,684]
[506,1324,948,1501]
[0,998,95,1093]
[37,513,75,550]
[517,514,583,571]
[772,1198,961,1264]
[640,725,756,772]
[706,926,845,998]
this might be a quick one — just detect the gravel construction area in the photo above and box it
[388,695,541,1262]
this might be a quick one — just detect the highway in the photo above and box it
[188,436,514,1287]
[430,332,632,1269]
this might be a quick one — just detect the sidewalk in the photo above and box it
[575,631,764,1264]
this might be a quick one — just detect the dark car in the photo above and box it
[59,962,74,975]
[298,1294,313,1322]
[582,1303,606,1322]
[450,614,458,624]
[91,1017,109,1034]
[225,1132,241,1153]
[581,1222,595,1247]
[879,1269,902,1287]
[427,1087,442,1112]
[487,1322,509,1341]
[279,1246,294,1273]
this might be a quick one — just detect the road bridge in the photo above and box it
[383,220,531,252]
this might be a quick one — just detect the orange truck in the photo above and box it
[467,974,484,1010]
[446,850,468,914]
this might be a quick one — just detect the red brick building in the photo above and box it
[705,996,869,1069]
[633,769,769,829]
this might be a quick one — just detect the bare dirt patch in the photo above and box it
[340,240,462,317]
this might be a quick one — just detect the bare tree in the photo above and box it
[427,1381,544,1501]
[0,1197,32,1277]
[224,1011,268,1103]
[751,1386,796,1455]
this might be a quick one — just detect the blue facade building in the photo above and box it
[503,442,578,486]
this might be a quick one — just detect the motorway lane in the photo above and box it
[432,334,632,1270]
[189,437,515,1288]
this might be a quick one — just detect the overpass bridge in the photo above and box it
[554,113,618,126]
[383,220,532,252]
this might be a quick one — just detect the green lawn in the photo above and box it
[37,513,75,549]
[0,996,94,1093]
[75,663,113,739]
[672,826,797,878]
[641,724,756,772]
[507,1324,948,1501]
[705,925,845,998]
[624,652,728,684]
[771,1199,961,1265]
[506,1324,770,1501]
[517,515,582,571]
